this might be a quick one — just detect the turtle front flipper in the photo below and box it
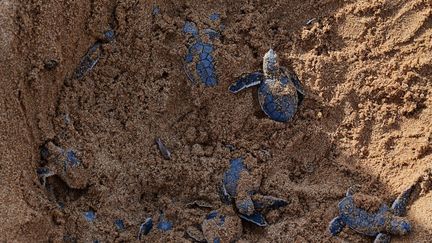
[252,195,288,211]
[281,67,305,105]
[379,186,414,238]
[329,216,346,236]
[391,185,414,216]
[239,212,268,227]
[229,72,263,93]
[374,233,391,243]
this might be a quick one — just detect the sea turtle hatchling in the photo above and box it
[38,141,88,189]
[329,186,413,242]
[187,157,287,242]
[183,17,221,87]
[229,49,305,122]
[221,157,288,226]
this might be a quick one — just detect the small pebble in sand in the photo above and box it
[44,59,59,70]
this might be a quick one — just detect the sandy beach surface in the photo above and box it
[0,0,431,242]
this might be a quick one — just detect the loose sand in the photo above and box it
[0,0,431,242]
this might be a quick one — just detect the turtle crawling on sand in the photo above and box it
[329,186,413,243]
[229,49,305,122]
[221,157,288,227]
[188,157,288,242]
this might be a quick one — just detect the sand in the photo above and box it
[0,0,431,242]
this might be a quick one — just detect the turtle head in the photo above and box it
[388,216,411,235]
[263,49,279,78]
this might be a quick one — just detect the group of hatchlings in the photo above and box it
[181,49,417,242]
[36,19,421,241]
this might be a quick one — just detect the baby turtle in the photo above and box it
[73,29,115,80]
[229,49,305,122]
[188,157,287,241]
[39,142,88,189]
[222,157,288,226]
[329,187,413,242]
[183,17,222,87]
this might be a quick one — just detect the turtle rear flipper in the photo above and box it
[229,72,263,93]
[391,185,414,216]
[374,233,391,243]
[290,73,305,105]
[137,217,153,240]
[329,216,346,236]
[281,67,305,105]
[183,21,199,36]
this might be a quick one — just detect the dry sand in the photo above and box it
[0,0,431,242]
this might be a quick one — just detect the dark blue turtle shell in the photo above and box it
[183,20,220,87]
[229,71,304,122]
[258,75,299,122]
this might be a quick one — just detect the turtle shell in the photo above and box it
[258,75,299,122]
